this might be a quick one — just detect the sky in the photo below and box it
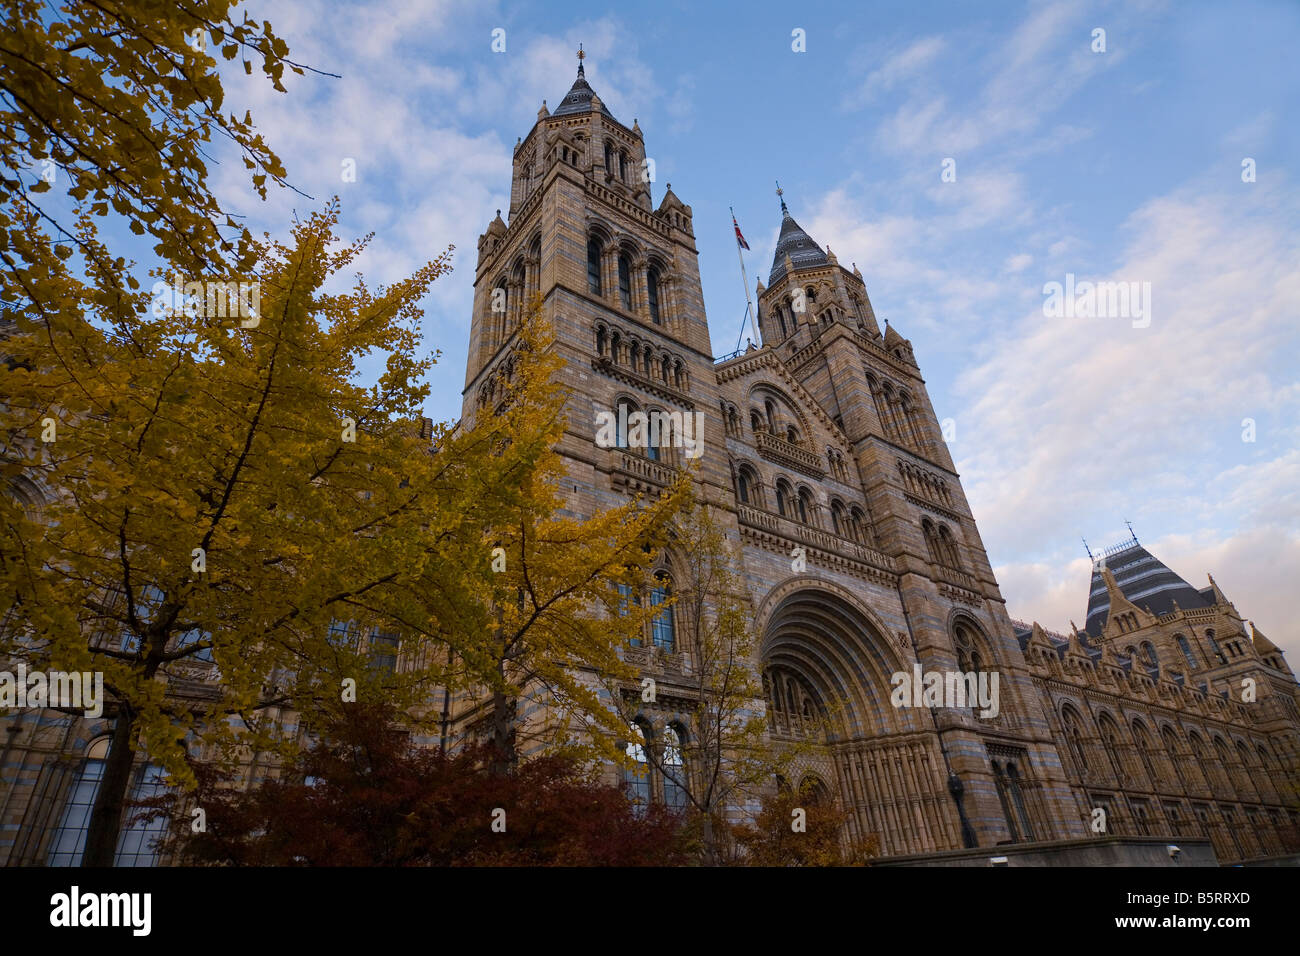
[151,0,1300,657]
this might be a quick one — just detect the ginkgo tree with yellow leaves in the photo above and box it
[0,204,691,866]
[465,308,691,775]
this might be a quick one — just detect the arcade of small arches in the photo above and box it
[921,517,966,572]
[762,280,872,344]
[593,322,689,392]
[603,395,695,468]
[1055,701,1288,802]
[732,459,879,549]
[474,351,519,411]
[868,372,927,453]
[485,233,543,350]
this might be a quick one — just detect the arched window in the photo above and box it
[587,237,603,295]
[850,506,868,545]
[775,307,787,338]
[647,267,661,323]
[785,424,799,445]
[663,725,687,809]
[1098,713,1126,784]
[830,501,844,535]
[1141,641,1159,671]
[775,480,792,518]
[1176,634,1198,670]
[922,518,940,564]
[615,399,637,450]
[750,410,763,433]
[624,721,651,811]
[1206,630,1227,665]
[737,468,751,504]
[796,488,812,524]
[650,573,675,651]
[609,330,621,364]
[764,399,777,433]
[618,255,632,310]
[1062,706,1089,774]
[46,739,169,867]
[595,326,607,358]
[1132,721,1159,786]
[939,525,963,569]
[604,142,614,175]
[1162,726,1187,787]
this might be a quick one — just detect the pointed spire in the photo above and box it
[537,99,549,120]
[1249,621,1282,655]
[552,45,615,120]
[1207,573,1233,606]
[1099,566,1157,638]
[776,180,788,215]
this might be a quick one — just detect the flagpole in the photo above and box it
[731,206,760,348]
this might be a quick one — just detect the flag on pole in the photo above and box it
[732,210,750,250]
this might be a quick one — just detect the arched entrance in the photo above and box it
[759,583,962,856]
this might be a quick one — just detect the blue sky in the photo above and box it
[149,0,1300,654]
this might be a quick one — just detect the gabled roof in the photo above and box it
[1083,541,1209,637]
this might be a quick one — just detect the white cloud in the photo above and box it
[846,35,946,105]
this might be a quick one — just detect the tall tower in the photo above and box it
[717,189,1084,854]
[462,51,731,514]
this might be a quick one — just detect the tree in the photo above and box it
[468,295,692,774]
[1,0,305,308]
[0,201,567,864]
[142,699,692,866]
[605,500,820,864]
[731,779,878,866]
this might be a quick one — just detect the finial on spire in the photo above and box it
[1125,519,1138,545]
[577,43,585,76]
[1082,537,1094,561]
[775,180,788,214]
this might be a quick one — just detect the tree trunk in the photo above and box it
[81,702,137,866]
[490,688,516,777]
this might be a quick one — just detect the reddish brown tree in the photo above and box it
[730,781,879,866]
[141,701,692,866]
